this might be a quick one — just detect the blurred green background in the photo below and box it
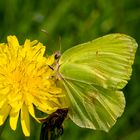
[0,0,140,140]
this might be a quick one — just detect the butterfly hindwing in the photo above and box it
[62,79,125,131]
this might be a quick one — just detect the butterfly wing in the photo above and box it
[58,34,137,131]
[62,80,125,131]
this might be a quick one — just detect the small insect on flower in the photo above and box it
[53,34,138,132]
[0,36,66,136]
[40,108,68,140]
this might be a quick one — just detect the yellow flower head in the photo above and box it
[0,36,65,136]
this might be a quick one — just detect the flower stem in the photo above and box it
[0,123,6,138]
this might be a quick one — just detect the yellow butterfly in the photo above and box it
[55,33,138,132]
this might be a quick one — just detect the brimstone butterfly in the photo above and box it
[55,33,138,132]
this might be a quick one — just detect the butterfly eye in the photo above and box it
[55,51,61,60]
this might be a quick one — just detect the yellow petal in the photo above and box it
[31,40,38,47]
[32,43,45,60]
[28,103,40,123]
[0,103,11,125]
[0,97,6,108]
[49,87,62,94]
[33,99,57,113]
[7,35,19,47]
[10,109,19,130]
[0,86,10,95]
[46,55,55,65]
[24,39,30,49]
[21,104,30,136]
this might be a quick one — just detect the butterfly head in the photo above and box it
[54,51,61,60]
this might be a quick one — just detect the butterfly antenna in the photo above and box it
[41,29,55,55]
[41,29,49,36]
[54,36,62,61]
[58,36,62,53]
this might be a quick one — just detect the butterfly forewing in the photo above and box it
[59,34,137,89]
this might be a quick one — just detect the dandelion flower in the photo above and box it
[0,36,65,136]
